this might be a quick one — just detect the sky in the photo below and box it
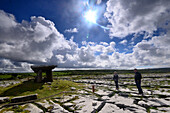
[0,0,170,72]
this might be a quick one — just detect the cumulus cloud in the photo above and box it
[105,0,170,37]
[133,33,170,67]
[0,59,32,72]
[0,10,75,65]
[0,10,81,71]
[64,28,78,33]
[119,39,127,45]
[0,9,170,72]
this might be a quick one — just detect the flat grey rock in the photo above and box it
[24,103,43,113]
[36,100,52,109]
[73,97,101,113]
[157,107,170,112]
[95,89,112,96]
[49,100,70,113]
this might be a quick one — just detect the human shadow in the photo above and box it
[0,80,44,96]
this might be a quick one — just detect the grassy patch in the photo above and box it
[0,74,12,80]
[0,105,29,113]
[0,80,84,99]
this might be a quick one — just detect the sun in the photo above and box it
[84,10,97,23]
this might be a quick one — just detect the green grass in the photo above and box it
[0,74,12,80]
[0,80,84,99]
[0,105,29,113]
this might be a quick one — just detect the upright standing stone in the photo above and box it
[46,70,53,82]
[36,70,42,83]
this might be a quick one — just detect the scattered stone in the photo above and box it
[46,82,52,85]
[119,92,129,97]
[93,101,106,113]
[49,100,70,113]
[0,97,10,103]
[73,97,101,113]
[95,89,112,96]
[70,87,76,91]
[92,102,97,106]
[36,100,53,110]
[77,90,89,95]
[12,105,19,109]
[150,109,161,113]
[63,103,74,107]
[60,95,78,103]
[108,91,114,97]
[158,107,170,112]
[101,96,110,100]
[138,100,149,108]
[98,103,123,113]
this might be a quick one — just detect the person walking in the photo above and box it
[134,69,143,95]
[113,71,119,90]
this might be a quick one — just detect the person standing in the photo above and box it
[134,69,143,95]
[113,71,119,90]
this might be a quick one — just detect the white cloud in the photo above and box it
[0,10,78,68]
[99,42,109,46]
[0,10,63,63]
[96,0,102,5]
[105,0,170,38]
[119,39,127,45]
[0,9,170,71]
[0,59,32,72]
[64,28,78,33]
[132,32,170,67]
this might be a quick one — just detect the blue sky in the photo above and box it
[0,0,170,72]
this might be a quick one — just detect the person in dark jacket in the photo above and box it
[134,69,143,95]
[113,71,119,90]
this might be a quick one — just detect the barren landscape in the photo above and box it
[0,70,170,113]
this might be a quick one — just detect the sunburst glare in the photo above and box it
[84,10,97,23]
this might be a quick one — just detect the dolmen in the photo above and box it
[31,65,57,83]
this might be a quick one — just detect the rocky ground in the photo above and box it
[0,73,170,113]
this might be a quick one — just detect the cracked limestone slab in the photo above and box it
[95,89,112,96]
[157,107,170,112]
[138,100,161,107]
[98,103,131,113]
[148,98,170,106]
[49,100,70,113]
[24,103,43,113]
[73,96,102,113]
[36,100,52,109]
[107,95,146,112]
[150,109,162,113]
